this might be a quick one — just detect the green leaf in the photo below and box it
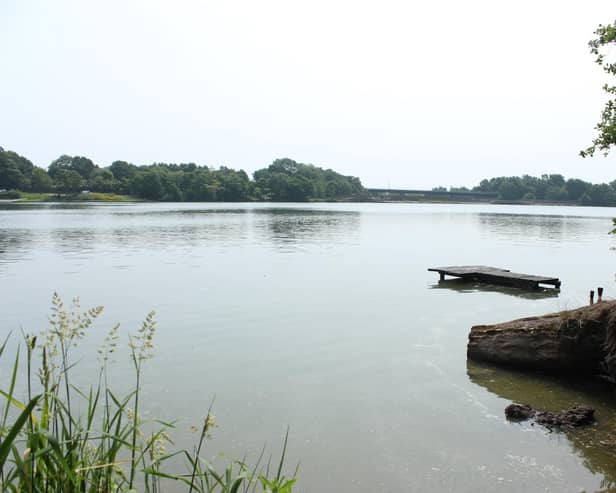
[0,395,40,469]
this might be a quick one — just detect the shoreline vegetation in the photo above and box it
[3,146,616,206]
[0,294,297,492]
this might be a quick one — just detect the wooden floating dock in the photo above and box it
[428,265,561,290]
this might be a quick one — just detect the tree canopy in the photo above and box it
[473,173,616,205]
[581,20,616,157]
[0,147,35,191]
[253,158,364,201]
[0,147,366,202]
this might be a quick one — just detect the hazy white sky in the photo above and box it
[1,0,615,188]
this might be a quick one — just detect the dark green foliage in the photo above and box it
[88,168,116,193]
[0,147,35,191]
[0,190,20,199]
[1,146,365,202]
[30,167,53,192]
[134,170,164,200]
[127,164,252,201]
[497,178,525,200]
[588,183,615,205]
[253,158,363,201]
[48,154,101,194]
[109,160,136,180]
[48,155,96,180]
[54,169,85,194]
[472,173,615,205]
[522,192,536,201]
[581,20,616,157]
[566,178,589,201]
[545,186,569,201]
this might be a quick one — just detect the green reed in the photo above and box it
[0,294,297,493]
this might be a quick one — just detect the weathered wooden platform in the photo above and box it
[428,265,561,289]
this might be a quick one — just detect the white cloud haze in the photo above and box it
[1,0,615,188]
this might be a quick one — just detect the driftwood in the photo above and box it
[467,300,616,381]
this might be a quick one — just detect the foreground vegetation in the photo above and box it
[0,294,296,492]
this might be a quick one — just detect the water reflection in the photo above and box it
[430,279,560,299]
[477,213,591,243]
[51,228,98,256]
[253,208,360,250]
[111,207,254,217]
[107,223,250,251]
[0,230,34,268]
[0,202,94,211]
[0,207,361,263]
[467,360,616,491]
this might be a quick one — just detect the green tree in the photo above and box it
[0,162,29,190]
[89,168,116,193]
[0,147,35,190]
[109,160,136,180]
[253,158,363,201]
[71,156,96,179]
[579,192,592,205]
[31,166,53,192]
[542,174,565,188]
[497,178,524,200]
[48,155,73,179]
[545,186,568,201]
[134,171,164,200]
[54,169,85,194]
[588,183,616,205]
[48,155,97,180]
[581,21,616,157]
[565,178,589,201]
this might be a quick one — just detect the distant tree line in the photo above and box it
[0,147,365,201]
[436,174,616,206]
[4,145,615,206]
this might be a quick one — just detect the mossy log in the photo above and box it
[467,300,616,379]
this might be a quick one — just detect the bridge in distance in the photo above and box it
[366,188,499,201]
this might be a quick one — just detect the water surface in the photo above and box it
[1,202,616,492]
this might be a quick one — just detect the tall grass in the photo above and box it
[0,294,297,492]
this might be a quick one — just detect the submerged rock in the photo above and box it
[467,300,616,381]
[504,403,534,421]
[505,403,595,430]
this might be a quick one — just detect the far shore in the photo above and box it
[2,191,616,208]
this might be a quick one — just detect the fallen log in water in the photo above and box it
[467,300,616,380]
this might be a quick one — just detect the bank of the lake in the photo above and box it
[1,191,141,202]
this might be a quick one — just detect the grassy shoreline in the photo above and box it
[0,191,142,202]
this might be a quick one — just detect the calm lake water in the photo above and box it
[1,202,616,492]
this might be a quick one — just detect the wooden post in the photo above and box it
[598,287,604,302]
[590,290,595,305]
[440,272,445,281]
